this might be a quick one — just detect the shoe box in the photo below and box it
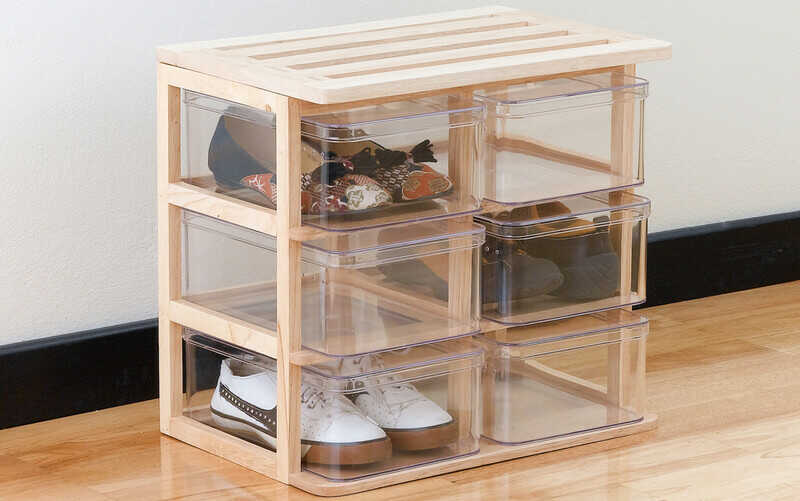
[182,91,482,232]
[476,310,648,444]
[476,191,650,326]
[474,72,648,205]
[183,329,482,481]
[181,209,483,355]
[177,69,652,478]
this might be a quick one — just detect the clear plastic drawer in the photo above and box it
[184,330,482,481]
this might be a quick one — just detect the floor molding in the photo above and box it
[2,210,798,429]
[642,210,800,308]
[0,320,158,429]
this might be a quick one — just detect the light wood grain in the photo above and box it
[491,135,613,174]
[157,7,671,103]
[156,67,183,434]
[291,415,657,496]
[157,63,279,111]
[166,182,279,236]
[274,95,303,483]
[5,283,800,499]
[158,6,518,55]
[167,416,277,478]
[169,299,278,357]
[608,64,638,411]
[272,25,570,69]
[309,35,610,79]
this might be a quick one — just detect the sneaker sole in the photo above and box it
[211,408,392,466]
[384,419,459,451]
[303,435,392,466]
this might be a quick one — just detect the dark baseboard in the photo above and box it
[2,210,798,429]
[641,210,800,308]
[0,320,158,429]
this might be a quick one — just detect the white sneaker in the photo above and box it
[341,355,458,451]
[210,358,391,465]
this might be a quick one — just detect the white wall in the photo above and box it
[1,0,799,344]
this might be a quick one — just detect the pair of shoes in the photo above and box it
[209,355,456,466]
[207,115,454,216]
[481,239,563,310]
[482,201,620,305]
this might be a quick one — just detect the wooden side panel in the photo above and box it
[446,92,478,437]
[608,64,637,409]
[157,66,183,434]
[274,96,303,483]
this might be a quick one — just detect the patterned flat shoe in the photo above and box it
[208,115,454,215]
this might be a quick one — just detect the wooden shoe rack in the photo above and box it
[156,6,671,496]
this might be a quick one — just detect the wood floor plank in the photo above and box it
[1,281,799,499]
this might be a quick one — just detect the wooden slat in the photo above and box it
[514,359,609,405]
[298,65,628,115]
[491,135,612,173]
[315,39,671,103]
[236,17,533,59]
[158,6,517,55]
[288,225,327,242]
[157,63,278,111]
[157,8,671,103]
[273,25,569,69]
[169,299,278,357]
[166,182,278,236]
[289,349,331,366]
[312,35,609,79]
[168,416,277,478]
[330,269,450,318]
[290,415,657,496]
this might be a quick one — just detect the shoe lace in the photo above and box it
[300,385,332,410]
[350,353,417,396]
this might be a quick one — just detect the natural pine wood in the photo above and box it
[166,182,279,236]
[275,95,304,483]
[4,282,800,499]
[157,63,280,112]
[608,64,638,410]
[156,66,183,434]
[157,7,671,103]
[169,299,278,357]
[154,9,670,494]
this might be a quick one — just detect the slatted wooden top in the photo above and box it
[157,6,671,104]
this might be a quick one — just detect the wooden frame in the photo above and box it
[157,6,669,496]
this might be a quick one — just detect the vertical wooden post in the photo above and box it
[482,92,499,202]
[446,92,477,439]
[275,95,303,482]
[157,64,184,434]
[607,64,637,412]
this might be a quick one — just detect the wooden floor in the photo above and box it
[2,282,800,500]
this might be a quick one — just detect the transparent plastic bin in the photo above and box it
[183,91,482,232]
[182,210,483,355]
[476,192,649,326]
[479,309,647,444]
[475,73,648,205]
[183,329,482,481]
